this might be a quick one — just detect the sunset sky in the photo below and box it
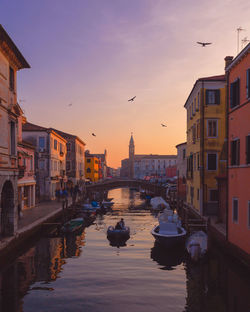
[1,0,250,168]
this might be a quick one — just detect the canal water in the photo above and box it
[0,188,249,312]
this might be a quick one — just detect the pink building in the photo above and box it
[226,43,250,255]
[165,166,177,178]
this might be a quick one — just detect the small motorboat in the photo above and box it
[151,209,186,248]
[82,200,100,212]
[61,218,84,233]
[107,225,130,244]
[150,197,170,210]
[151,223,186,248]
[186,231,207,261]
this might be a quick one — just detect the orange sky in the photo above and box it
[1,0,250,167]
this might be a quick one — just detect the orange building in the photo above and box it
[226,43,250,255]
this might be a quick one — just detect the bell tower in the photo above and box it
[129,133,135,179]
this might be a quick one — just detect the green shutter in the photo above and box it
[205,90,209,105]
[215,89,220,104]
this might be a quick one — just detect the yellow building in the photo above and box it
[85,156,99,182]
[184,74,226,216]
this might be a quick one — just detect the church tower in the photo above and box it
[129,133,135,179]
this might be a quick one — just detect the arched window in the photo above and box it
[87,168,91,173]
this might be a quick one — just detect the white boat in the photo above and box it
[150,197,170,210]
[151,208,186,248]
[186,231,207,261]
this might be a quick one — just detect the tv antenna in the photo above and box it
[241,37,250,49]
[236,26,246,54]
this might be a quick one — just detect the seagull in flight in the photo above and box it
[68,103,73,107]
[197,42,212,47]
[161,123,167,127]
[128,96,136,102]
[92,133,96,137]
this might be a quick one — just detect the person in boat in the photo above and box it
[115,222,122,230]
[119,218,125,229]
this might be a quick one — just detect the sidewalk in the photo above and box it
[18,199,72,230]
[0,198,72,255]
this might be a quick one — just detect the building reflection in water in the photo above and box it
[0,229,85,312]
[184,242,250,312]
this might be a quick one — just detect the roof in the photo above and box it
[184,74,226,108]
[50,128,86,146]
[175,142,187,148]
[123,154,177,162]
[0,24,30,69]
[226,42,250,72]
[22,122,67,142]
[18,140,35,150]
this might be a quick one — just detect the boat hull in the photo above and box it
[151,225,186,248]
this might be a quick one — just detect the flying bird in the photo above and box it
[92,133,96,137]
[161,124,167,127]
[68,103,73,107]
[128,96,136,102]
[197,42,212,47]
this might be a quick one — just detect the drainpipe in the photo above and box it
[201,81,205,217]
[225,71,229,241]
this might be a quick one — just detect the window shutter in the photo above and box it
[215,89,220,104]
[205,90,209,105]
[237,139,240,165]
[230,83,233,108]
[236,78,240,106]
[230,141,233,165]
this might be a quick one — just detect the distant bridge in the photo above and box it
[85,178,166,197]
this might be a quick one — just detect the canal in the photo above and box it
[0,188,249,312]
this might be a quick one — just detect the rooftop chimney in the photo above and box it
[224,56,234,70]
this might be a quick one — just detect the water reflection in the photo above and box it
[0,230,85,312]
[151,242,184,270]
[0,188,249,312]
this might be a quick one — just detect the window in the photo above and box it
[232,198,238,223]
[209,189,218,201]
[60,143,63,154]
[230,79,240,108]
[207,153,217,170]
[10,121,16,155]
[194,153,196,170]
[231,139,240,166]
[197,120,200,139]
[197,153,200,169]
[194,98,196,112]
[39,160,45,170]
[192,125,196,144]
[183,149,186,160]
[207,120,217,137]
[66,161,70,171]
[197,93,200,111]
[67,143,71,151]
[54,139,57,150]
[39,137,45,151]
[30,157,33,170]
[87,158,91,163]
[246,135,250,164]
[9,66,14,91]
[247,69,250,99]
[54,161,57,171]
[197,189,199,200]
[72,160,75,170]
[206,89,220,105]
[87,168,91,173]
[192,102,194,116]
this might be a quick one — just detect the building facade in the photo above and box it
[85,155,99,182]
[176,142,187,201]
[0,25,30,237]
[22,122,67,201]
[85,150,107,180]
[51,129,85,186]
[226,43,250,255]
[185,74,226,216]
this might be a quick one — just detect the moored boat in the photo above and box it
[61,218,84,233]
[151,223,186,248]
[186,231,207,261]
